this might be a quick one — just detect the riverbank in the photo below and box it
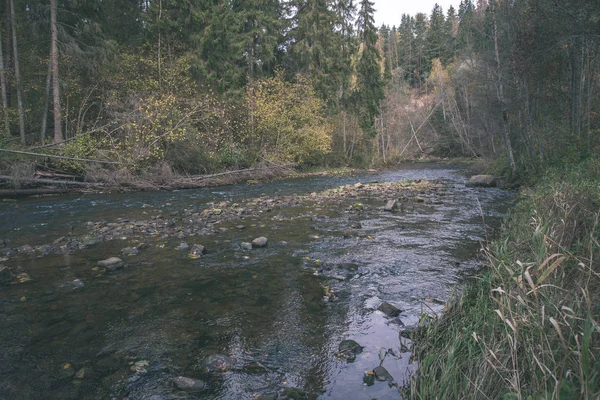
[0,156,475,198]
[410,158,600,399]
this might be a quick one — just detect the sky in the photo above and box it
[374,0,461,27]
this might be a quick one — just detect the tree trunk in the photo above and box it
[0,25,9,136]
[491,0,516,173]
[51,0,63,142]
[40,57,52,145]
[10,0,25,145]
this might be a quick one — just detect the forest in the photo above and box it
[0,0,596,183]
[0,1,599,399]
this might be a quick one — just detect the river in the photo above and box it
[0,163,513,399]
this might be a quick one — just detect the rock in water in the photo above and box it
[240,242,253,251]
[121,247,139,256]
[384,199,398,212]
[363,371,376,386]
[466,175,497,187]
[251,237,268,248]
[171,376,205,392]
[175,242,189,251]
[337,339,363,362]
[97,257,124,271]
[373,366,394,383]
[189,244,207,259]
[377,301,402,318]
[60,279,84,290]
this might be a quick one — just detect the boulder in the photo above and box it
[466,175,497,187]
[171,376,205,392]
[251,237,268,248]
[384,200,398,212]
[377,301,402,318]
[97,257,124,271]
[240,242,253,251]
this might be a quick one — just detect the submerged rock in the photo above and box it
[337,339,363,362]
[171,376,205,392]
[251,237,268,248]
[0,265,12,285]
[203,354,234,372]
[240,242,253,251]
[280,388,309,399]
[97,257,124,271]
[377,301,402,318]
[466,175,497,187]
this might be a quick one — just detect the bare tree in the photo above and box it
[0,25,9,136]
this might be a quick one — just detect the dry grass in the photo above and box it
[411,159,600,399]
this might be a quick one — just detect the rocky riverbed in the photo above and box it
[0,164,514,399]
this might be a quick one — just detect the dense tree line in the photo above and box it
[0,0,598,176]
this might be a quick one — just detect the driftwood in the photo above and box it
[0,148,119,164]
[0,175,103,187]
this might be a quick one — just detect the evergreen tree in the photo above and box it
[356,0,383,136]
[426,4,446,67]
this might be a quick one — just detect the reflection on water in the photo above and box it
[0,163,514,399]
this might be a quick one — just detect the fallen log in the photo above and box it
[0,175,103,187]
[0,148,119,164]
[34,170,82,180]
[189,163,296,181]
[0,188,72,197]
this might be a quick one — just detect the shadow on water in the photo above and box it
[0,163,514,399]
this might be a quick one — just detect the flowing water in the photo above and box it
[0,164,514,400]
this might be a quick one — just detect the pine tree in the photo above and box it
[356,0,383,136]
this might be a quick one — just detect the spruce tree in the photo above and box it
[356,0,383,136]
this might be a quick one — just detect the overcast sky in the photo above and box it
[374,0,461,27]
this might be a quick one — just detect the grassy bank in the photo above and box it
[411,158,600,399]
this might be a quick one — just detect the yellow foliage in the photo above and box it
[247,72,333,163]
